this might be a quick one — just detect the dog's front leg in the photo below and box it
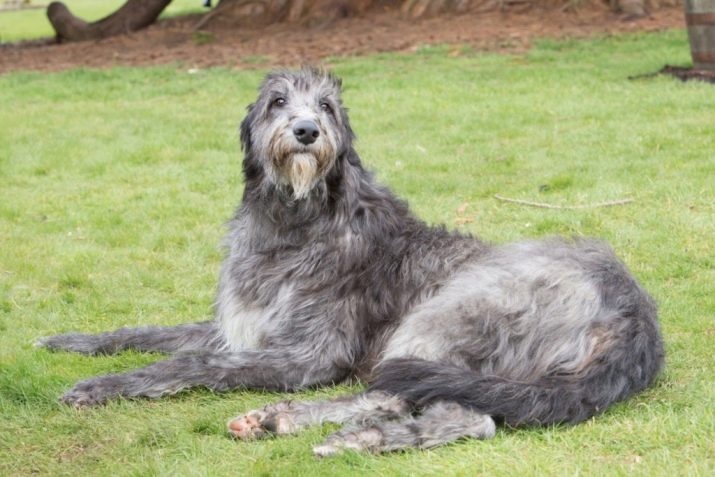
[37,321,222,355]
[60,349,348,407]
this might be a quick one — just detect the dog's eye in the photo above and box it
[274,97,286,107]
[320,102,332,113]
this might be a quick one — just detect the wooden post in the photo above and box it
[685,0,715,71]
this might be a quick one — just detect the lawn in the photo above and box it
[0,0,203,42]
[1,30,714,476]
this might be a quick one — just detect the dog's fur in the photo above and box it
[39,68,664,455]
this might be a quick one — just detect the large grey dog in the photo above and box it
[39,67,664,455]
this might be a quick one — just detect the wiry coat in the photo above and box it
[39,68,664,455]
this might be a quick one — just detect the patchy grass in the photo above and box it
[0,0,203,42]
[1,30,714,476]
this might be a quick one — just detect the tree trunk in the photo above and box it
[46,0,380,41]
[47,0,173,42]
[203,0,377,26]
[45,0,650,43]
[611,0,646,19]
[401,0,470,17]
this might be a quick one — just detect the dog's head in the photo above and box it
[240,67,355,201]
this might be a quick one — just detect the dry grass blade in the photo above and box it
[494,195,634,209]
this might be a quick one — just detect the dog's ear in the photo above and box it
[240,103,264,183]
[336,106,357,160]
[345,147,362,167]
[240,103,255,153]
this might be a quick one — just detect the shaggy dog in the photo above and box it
[39,68,664,455]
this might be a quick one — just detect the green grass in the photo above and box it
[1,30,714,476]
[0,0,203,42]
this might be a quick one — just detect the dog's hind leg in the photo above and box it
[312,401,496,456]
[36,321,223,355]
[228,391,410,440]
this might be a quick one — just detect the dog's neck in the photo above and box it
[239,148,412,243]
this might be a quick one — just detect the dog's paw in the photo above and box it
[227,402,300,440]
[35,333,103,355]
[227,410,269,440]
[60,378,115,407]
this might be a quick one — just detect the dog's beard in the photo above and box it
[281,152,319,200]
[266,129,337,200]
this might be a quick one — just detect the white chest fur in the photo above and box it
[216,281,295,352]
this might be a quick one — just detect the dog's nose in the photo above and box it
[293,120,320,145]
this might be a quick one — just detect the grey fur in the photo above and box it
[227,391,410,440]
[312,401,496,456]
[39,67,664,454]
[226,392,495,456]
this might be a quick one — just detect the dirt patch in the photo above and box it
[658,65,715,83]
[0,5,687,74]
[629,64,715,83]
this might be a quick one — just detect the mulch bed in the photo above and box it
[0,6,689,74]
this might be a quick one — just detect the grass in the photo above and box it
[1,29,714,476]
[0,0,203,42]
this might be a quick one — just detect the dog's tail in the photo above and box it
[369,349,663,426]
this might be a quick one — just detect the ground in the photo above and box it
[0,5,688,74]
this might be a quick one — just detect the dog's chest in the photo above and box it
[215,222,360,351]
[216,279,296,352]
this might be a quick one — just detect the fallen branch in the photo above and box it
[494,195,633,210]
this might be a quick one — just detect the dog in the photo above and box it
[38,67,664,455]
